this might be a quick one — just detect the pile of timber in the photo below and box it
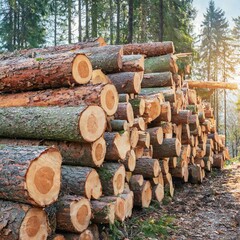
[0,38,229,239]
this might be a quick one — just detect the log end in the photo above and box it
[115,197,126,222]
[153,184,164,203]
[113,165,126,195]
[133,73,142,94]
[85,169,102,199]
[79,106,106,142]
[126,149,136,172]
[114,131,131,160]
[142,181,152,208]
[92,137,106,167]
[26,147,62,207]
[130,127,139,148]
[91,69,111,85]
[126,102,134,126]
[72,54,93,84]
[80,229,94,240]
[100,84,119,116]
[19,208,48,240]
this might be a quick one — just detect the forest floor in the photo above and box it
[106,160,240,239]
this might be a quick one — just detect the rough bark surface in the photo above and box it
[142,72,173,88]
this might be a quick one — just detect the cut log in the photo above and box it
[134,146,144,159]
[189,114,200,131]
[91,69,111,84]
[212,154,224,169]
[120,149,136,172]
[122,41,174,57]
[137,131,151,148]
[142,72,173,88]
[119,191,134,218]
[159,159,169,175]
[203,157,212,172]
[186,80,238,90]
[97,196,126,222]
[114,102,134,126]
[133,158,160,178]
[91,200,115,224]
[188,89,197,105]
[0,53,92,92]
[48,234,65,240]
[0,84,118,115]
[152,184,164,202]
[141,96,161,122]
[146,127,163,145]
[61,166,102,199]
[129,175,144,189]
[131,180,152,208]
[160,122,173,136]
[122,55,144,72]
[172,110,191,125]
[152,101,172,123]
[129,98,146,117]
[169,157,177,168]
[110,119,129,132]
[56,195,91,233]
[152,138,181,158]
[97,163,125,195]
[189,165,203,183]
[108,72,141,94]
[0,137,105,168]
[119,93,130,102]
[0,106,106,143]
[186,105,198,114]
[143,145,154,158]
[144,54,178,74]
[130,127,139,148]
[132,117,147,131]
[0,145,61,207]
[125,171,133,182]
[104,131,131,160]
[0,200,48,240]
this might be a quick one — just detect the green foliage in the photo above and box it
[225,156,240,167]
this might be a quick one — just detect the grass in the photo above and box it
[224,156,240,168]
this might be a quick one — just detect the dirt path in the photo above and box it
[164,163,240,240]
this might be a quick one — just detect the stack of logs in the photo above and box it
[0,37,229,240]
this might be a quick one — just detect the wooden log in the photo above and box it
[61,166,102,199]
[0,145,61,207]
[79,45,123,73]
[91,69,110,85]
[173,124,182,142]
[155,101,172,123]
[120,149,136,172]
[152,138,181,158]
[203,157,212,172]
[0,137,106,168]
[129,98,146,117]
[132,117,147,131]
[189,114,200,131]
[186,80,238,90]
[188,89,197,105]
[163,173,174,197]
[141,72,173,88]
[114,102,134,126]
[133,158,160,178]
[0,106,106,143]
[130,127,139,148]
[189,165,203,184]
[118,93,130,103]
[144,54,178,74]
[123,41,174,57]
[119,191,134,218]
[108,72,141,94]
[121,55,144,72]
[131,180,152,208]
[146,127,163,145]
[56,195,91,233]
[134,146,144,159]
[152,184,164,202]
[142,145,154,158]
[159,158,169,175]
[0,200,48,240]
[91,200,115,224]
[125,171,133,183]
[186,105,197,114]
[170,166,189,182]
[104,131,131,160]
[169,157,177,168]
[48,234,65,240]
[110,119,129,131]
[97,163,125,196]
[0,84,118,116]
[137,131,150,148]
[0,53,92,93]
[159,122,173,137]
[172,110,191,125]
[141,96,161,122]
[173,73,182,87]
[212,154,224,169]
[129,175,144,189]
[198,111,206,124]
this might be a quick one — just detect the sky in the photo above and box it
[193,0,239,34]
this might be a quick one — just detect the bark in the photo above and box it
[146,127,163,145]
[137,131,150,148]
[108,72,141,94]
[79,45,123,73]
[142,72,173,88]
[114,102,134,126]
[56,195,91,233]
[120,149,136,172]
[122,55,144,72]
[0,145,61,207]
[123,42,174,57]
[186,80,238,90]
[133,158,160,178]
[172,110,191,125]
[91,200,115,224]
[0,84,118,116]
[130,127,139,148]
[0,106,106,143]
[119,93,130,102]
[189,165,203,184]
[132,117,147,131]
[127,0,133,43]
[186,105,198,114]
[159,159,169,175]
[61,166,102,199]
[97,163,125,196]
[0,200,48,240]
[212,154,224,169]
[152,138,181,158]
[0,53,92,92]
[110,119,129,132]
[144,54,178,73]
[47,234,65,240]
[152,101,172,124]
[141,88,176,103]
[129,98,146,117]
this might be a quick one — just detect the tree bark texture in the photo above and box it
[142,72,173,88]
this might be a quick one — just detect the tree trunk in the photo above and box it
[123,42,174,57]
[0,53,92,92]
[110,119,129,132]
[127,0,133,43]
[0,84,118,116]
[0,106,106,143]
[78,0,82,42]
[133,158,160,178]
[172,110,191,125]
[147,127,163,145]
[56,195,91,233]
[158,0,163,41]
[108,72,142,94]
[114,102,134,126]
[122,55,144,72]
[142,72,173,88]
[68,0,72,44]
[116,0,120,44]
[152,138,181,158]
[144,54,178,73]
[85,0,89,39]
[130,127,140,148]
[61,166,102,199]
[0,137,106,168]
[104,131,131,160]
[132,117,147,131]
[109,0,113,44]
[0,200,48,240]
[129,98,146,117]
[91,0,98,37]
[0,145,61,207]
[97,163,125,196]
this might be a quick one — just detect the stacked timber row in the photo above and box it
[0,38,229,239]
